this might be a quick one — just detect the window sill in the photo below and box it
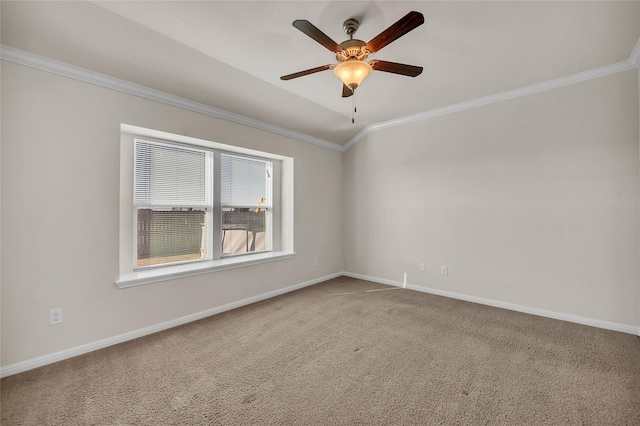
[116,251,296,288]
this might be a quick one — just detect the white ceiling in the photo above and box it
[2,1,639,145]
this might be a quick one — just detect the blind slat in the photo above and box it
[221,154,269,205]
[135,140,211,206]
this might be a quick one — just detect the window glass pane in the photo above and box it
[135,140,210,206]
[221,155,267,205]
[222,208,267,255]
[137,208,208,267]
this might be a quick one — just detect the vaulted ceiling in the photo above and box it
[2,1,639,145]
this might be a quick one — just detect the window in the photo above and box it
[221,154,272,256]
[135,140,212,267]
[118,125,294,288]
[134,139,273,269]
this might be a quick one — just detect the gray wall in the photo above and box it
[1,61,344,366]
[344,70,639,328]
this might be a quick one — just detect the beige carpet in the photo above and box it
[2,277,639,425]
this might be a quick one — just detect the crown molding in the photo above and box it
[0,44,344,152]
[3,37,639,155]
[629,37,640,68]
[344,54,639,150]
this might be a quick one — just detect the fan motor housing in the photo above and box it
[336,39,371,62]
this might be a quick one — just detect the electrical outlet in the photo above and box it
[313,257,319,266]
[441,266,448,276]
[49,308,63,325]
[420,262,426,272]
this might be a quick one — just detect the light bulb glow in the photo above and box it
[333,60,372,89]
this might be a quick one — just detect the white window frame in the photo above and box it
[117,125,295,288]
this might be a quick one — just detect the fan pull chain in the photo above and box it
[352,89,357,124]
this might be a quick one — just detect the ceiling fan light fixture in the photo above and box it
[333,60,372,91]
[282,11,425,121]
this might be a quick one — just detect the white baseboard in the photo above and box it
[4,270,636,378]
[0,272,342,378]
[342,271,640,336]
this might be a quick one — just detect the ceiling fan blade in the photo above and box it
[370,60,423,77]
[366,11,424,53]
[342,84,354,98]
[293,20,343,53]
[280,65,333,80]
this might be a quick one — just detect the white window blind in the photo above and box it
[134,140,212,268]
[221,154,268,207]
[135,140,211,207]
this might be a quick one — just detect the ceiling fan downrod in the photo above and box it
[343,18,359,40]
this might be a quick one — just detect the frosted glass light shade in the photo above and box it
[333,60,372,89]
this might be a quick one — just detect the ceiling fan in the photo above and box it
[281,11,425,102]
